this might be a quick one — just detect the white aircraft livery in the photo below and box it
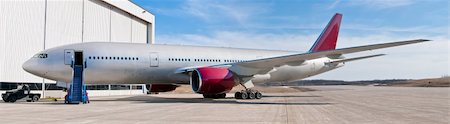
[22,13,428,99]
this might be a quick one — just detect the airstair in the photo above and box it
[65,51,88,104]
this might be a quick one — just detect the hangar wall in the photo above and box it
[0,0,155,84]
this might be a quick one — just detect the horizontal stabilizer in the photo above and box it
[326,54,386,64]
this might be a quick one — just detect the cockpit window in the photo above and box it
[33,53,48,58]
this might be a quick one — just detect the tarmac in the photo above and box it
[0,85,448,124]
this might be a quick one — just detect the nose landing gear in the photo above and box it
[235,89,262,100]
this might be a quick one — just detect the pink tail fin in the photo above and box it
[309,13,342,53]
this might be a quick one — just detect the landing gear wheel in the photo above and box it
[235,92,242,99]
[235,89,263,100]
[255,91,262,99]
[247,91,255,99]
[240,91,248,99]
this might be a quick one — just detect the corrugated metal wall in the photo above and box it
[132,17,148,43]
[83,0,110,42]
[45,0,83,48]
[0,0,46,83]
[0,0,153,83]
[110,7,132,43]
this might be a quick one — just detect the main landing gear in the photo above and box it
[235,89,262,100]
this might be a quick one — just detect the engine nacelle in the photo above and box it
[146,84,179,92]
[190,67,236,94]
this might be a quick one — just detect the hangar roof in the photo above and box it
[102,0,154,23]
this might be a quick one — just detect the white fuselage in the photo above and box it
[23,42,343,85]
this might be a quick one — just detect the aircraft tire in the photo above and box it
[248,91,255,99]
[240,92,248,99]
[235,92,242,99]
[255,91,262,99]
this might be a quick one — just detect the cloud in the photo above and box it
[327,0,341,10]
[158,31,316,52]
[314,35,448,81]
[157,30,449,80]
[344,24,448,35]
[181,0,269,25]
[346,0,416,9]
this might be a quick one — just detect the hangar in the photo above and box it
[0,0,154,97]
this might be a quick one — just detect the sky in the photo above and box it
[132,0,449,81]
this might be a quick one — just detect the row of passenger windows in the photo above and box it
[88,56,139,61]
[168,58,246,63]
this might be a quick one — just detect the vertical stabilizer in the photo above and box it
[309,13,342,53]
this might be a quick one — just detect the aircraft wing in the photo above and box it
[175,39,428,76]
[227,39,428,76]
[325,54,385,65]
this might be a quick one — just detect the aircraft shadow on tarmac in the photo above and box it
[262,95,322,98]
[5,94,330,105]
[89,95,332,106]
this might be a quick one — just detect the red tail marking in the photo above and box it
[309,13,342,53]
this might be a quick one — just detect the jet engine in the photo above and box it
[190,67,236,94]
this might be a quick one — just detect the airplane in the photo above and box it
[22,13,428,100]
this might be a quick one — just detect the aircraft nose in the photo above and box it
[22,59,39,75]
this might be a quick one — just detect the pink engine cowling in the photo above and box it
[190,67,236,94]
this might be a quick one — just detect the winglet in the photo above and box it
[309,13,342,53]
